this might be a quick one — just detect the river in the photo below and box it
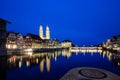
[4,49,120,80]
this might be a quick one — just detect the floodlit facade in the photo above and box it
[16,33,24,49]
[6,32,17,49]
[39,25,50,40]
[46,26,50,39]
[61,40,72,48]
[25,33,43,48]
[39,25,43,39]
[106,39,113,49]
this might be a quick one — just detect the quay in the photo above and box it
[33,47,69,52]
[6,47,69,55]
[2,46,120,56]
[1,46,103,55]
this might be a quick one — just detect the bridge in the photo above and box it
[70,47,102,52]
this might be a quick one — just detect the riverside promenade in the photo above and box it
[6,47,69,55]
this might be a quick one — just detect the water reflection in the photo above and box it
[40,59,44,72]
[7,50,62,72]
[7,49,120,72]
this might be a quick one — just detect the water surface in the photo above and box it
[6,50,120,80]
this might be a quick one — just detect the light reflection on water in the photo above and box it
[7,49,120,80]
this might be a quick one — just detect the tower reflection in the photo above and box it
[40,59,44,72]
[39,54,51,72]
[46,57,50,72]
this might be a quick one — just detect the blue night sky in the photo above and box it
[0,0,120,46]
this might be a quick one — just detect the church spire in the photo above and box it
[46,25,50,39]
[39,25,50,40]
[39,25,43,39]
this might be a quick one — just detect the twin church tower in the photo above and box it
[39,25,50,40]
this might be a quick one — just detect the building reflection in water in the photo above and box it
[40,59,44,72]
[7,49,120,72]
[19,61,22,68]
[26,60,30,67]
[102,51,106,58]
[46,57,50,72]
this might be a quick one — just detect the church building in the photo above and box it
[39,25,50,40]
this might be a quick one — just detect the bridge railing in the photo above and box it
[70,47,102,50]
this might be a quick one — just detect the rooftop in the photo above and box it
[0,18,11,24]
